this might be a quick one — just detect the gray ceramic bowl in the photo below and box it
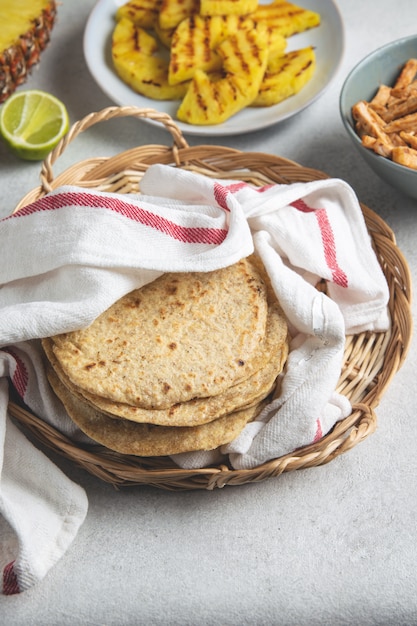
[340,34,417,200]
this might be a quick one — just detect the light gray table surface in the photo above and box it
[1,1,417,624]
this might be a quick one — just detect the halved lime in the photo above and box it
[0,89,69,161]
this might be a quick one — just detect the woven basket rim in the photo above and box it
[7,106,414,490]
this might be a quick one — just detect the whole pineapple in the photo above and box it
[0,0,57,103]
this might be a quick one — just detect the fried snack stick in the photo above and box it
[369,84,391,108]
[352,100,398,142]
[361,135,394,158]
[376,95,417,123]
[392,146,417,170]
[391,80,417,99]
[369,62,417,120]
[352,100,407,158]
[384,110,417,133]
[390,58,417,96]
[400,130,417,149]
[351,58,417,169]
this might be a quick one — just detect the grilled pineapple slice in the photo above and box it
[266,29,287,58]
[253,0,320,37]
[115,0,162,29]
[169,14,283,86]
[154,22,176,49]
[177,24,269,125]
[112,18,189,100]
[253,46,316,107]
[200,0,258,15]
[169,15,235,85]
[0,0,57,103]
[159,0,199,30]
[113,0,321,124]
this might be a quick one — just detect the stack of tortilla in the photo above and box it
[43,255,289,457]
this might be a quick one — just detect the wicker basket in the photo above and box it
[7,106,413,490]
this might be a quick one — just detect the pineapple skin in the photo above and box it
[0,0,57,103]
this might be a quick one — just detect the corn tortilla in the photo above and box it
[49,258,271,409]
[47,367,269,456]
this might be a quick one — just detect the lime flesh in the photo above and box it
[0,90,69,161]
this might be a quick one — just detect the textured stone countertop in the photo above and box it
[1,1,416,624]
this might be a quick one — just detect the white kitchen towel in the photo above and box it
[0,342,89,595]
[140,166,390,470]
[0,164,390,593]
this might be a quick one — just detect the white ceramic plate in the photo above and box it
[83,0,344,136]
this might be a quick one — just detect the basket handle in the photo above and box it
[40,106,190,191]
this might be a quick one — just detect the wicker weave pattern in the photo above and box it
[8,107,413,490]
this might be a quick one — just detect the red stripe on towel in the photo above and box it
[224,181,248,195]
[291,198,348,288]
[213,182,231,211]
[2,348,29,399]
[313,419,323,443]
[7,192,228,246]
[226,181,275,195]
[3,562,20,595]
[214,180,253,209]
[214,180,273,211]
